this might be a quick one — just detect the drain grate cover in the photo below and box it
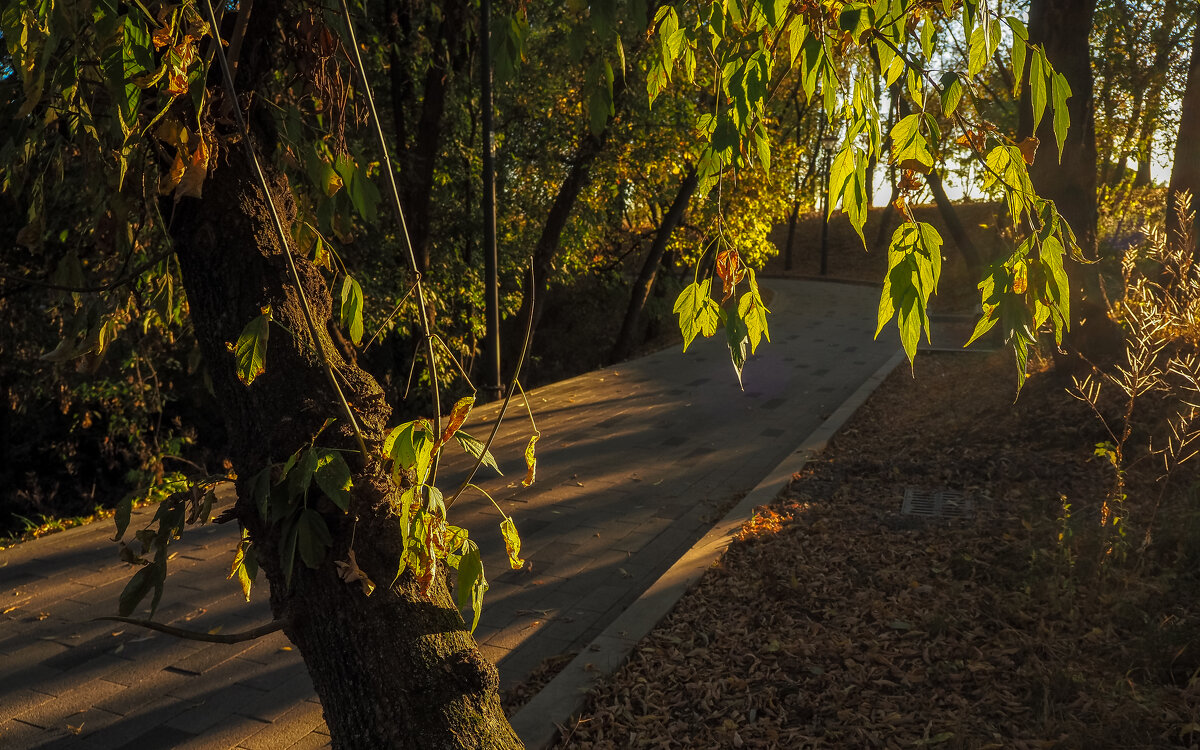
[901,488,975,519]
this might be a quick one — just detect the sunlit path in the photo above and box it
[0,278,895,749]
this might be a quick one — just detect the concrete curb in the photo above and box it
[510,348,906,749]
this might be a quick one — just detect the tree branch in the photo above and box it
[94,616,289,644]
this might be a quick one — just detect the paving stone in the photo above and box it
[0,688,55,720]
[280,730,333,750]
[237,700,324,750]
[235,666,316,722]
[16,678,125,731]
[165,683,266,734]
[0,718,66,748]
[116,722,198,750]
[83,692,194,748]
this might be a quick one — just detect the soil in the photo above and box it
[550,351,1200,749]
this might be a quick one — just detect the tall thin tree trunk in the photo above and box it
[610,168,698,363]
[1169,24,1200,246]
[1020,0,1120,361]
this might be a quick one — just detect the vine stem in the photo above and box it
[201,0,369,460]
[337,0,442,482]
[446,267,536,511]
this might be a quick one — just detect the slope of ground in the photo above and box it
[556,351,1200,749]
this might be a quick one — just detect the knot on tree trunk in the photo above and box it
[443,647,500,696]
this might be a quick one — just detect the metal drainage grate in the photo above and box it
[901,488,975,519]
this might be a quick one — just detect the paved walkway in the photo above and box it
[0,279,894,749]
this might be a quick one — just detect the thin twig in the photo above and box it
[94,616,288,644]
[0,249,173,294]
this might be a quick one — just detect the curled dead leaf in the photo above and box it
[522,433,539,487]
[175,138,210,199]
[1017,136,1039,166]
[152,26,172,49]
[159,149,187,195]
[335,550,376,596]
[164,69,189,97]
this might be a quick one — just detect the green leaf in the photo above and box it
[738,291,770,355]
[939,73,963,117]
[385,420,434,483]
[454,431,502,476]
[877,222,944,364]
[297,508,333,569]
[113,495,133,542]
[118,557,165,617]
[314,451,354,511]
[673,279,721,352]
[890,114,934,173]
[234,310,271,386]
[724,306,749,388]
[1051,72,1071,162]
[966,308,999,347]
[968,22,987,77]
[1030,50,1047,135]
[340,276,364,345]
[334,155,379,222]
[287,447,319,501]
[250,466,272,519]
[501,516,524,569]
[305,146,342,196]
[455,540,488,632]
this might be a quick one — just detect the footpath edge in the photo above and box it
[511,348,906,748]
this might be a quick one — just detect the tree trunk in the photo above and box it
[1169,24,1200,247]
[170,149,520,748]
[1020,0,1099,255]
[385,0,470,274]
[1020,0,1121,362]
[610,168,698,363]
[926,171,984,278]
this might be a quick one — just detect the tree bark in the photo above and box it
[1020,0,1099,256]
[1020,0,1121,362]
[169,128,519,750]
[1169,24,1200,247]
[610,168,698,363]
[385,0,470,274]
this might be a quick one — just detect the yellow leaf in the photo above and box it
[152,26,172,49]
[501,516,524,569]
[176,138,210,199]
[522,434,539,487]
[165,68,188,96]
[437,396,475,450]
[159,149,186,195]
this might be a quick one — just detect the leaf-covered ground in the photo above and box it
[555,351,1200,749]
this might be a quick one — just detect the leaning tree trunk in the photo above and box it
[1169,23,1200,247]
[170,149,521,749]
[926,171,984,279]
[610,168,699,363]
